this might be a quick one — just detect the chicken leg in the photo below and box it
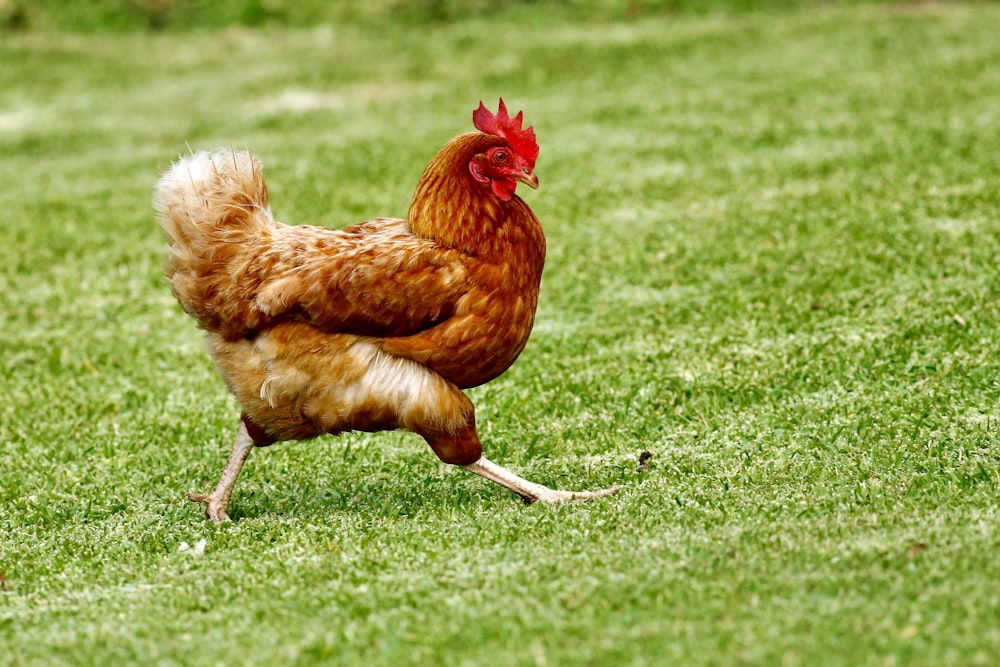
[187,420,255,522]
[464,457,621,504]
[420,413,620,504]
[190,396,619,521]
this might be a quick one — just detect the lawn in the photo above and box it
[2,2,1000,665]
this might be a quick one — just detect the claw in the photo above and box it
[187,491,231,523]
[532,485,622,504]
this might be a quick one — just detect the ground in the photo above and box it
[1,3,999,665]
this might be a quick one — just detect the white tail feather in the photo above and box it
[153,149,277,335]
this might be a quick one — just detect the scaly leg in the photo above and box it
[187,420,255,522]
[464,456,621,504]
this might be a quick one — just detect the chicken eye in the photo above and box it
[493,150,508,164]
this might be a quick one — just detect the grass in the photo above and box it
[3,2,1000,665]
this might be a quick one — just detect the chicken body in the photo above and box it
[155,107,619,521]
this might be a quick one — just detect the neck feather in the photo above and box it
[406,133,526,258]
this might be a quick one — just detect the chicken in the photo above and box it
[154,99,620,522]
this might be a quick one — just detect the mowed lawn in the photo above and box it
[2,3,1000,665]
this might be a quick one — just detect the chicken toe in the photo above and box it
[528,485,622,504]
[186,491,233,522]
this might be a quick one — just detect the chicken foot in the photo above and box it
[464,456,621,504]
[189,410,619,521]
[187,420,255,522]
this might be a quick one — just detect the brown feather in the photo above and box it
[154,130,544,453]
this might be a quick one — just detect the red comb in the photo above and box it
[472,98,539,167]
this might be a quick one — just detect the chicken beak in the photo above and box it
[517,168,539,189]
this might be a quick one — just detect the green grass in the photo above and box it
[3,3,1000,665]
[5,0,897,32]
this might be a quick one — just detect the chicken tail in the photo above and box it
[153,149,276,337]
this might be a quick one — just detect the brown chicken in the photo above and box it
[154,99,619,521]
